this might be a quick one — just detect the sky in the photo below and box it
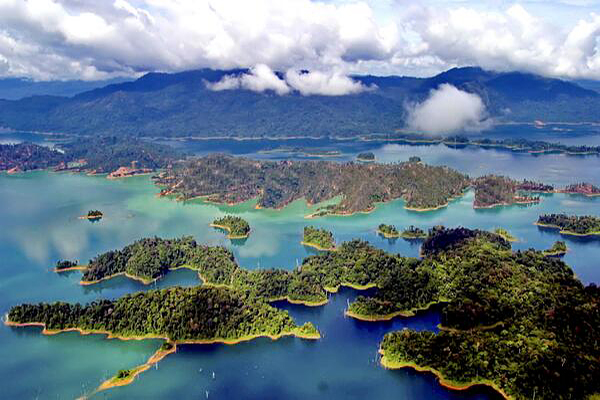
[0,0,599,81]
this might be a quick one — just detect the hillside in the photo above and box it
[0,67,598,138]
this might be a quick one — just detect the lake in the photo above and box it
[1,129,599,399]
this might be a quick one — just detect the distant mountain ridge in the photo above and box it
[0,67,598,138]
[0,77,130,100]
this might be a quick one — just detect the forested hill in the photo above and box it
[0,67,598,138]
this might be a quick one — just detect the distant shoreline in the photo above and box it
[534,222,600,237]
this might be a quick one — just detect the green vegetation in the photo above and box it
[377,227,599,400]
[1,137,181,173]
[400,226,427,239]
[55,260,78,270]
[494,228,517,242]
[87,210,103,219]
[154,154,470,215]
[377,224,399,238]
[561,182,600,196]
[0,142,65,172]
[211,215,250,238]
[356,152,375,161]
[302,226,335,250]
[116,370,133,380]
[8,286,314,342]
[81,236,237,284]
[473,175,544,208]
[543,241,567,256]
[537,213,600,236]
[13,227,599,399]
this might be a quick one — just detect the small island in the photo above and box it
[560,182,600,196]
[301,226,336,250]
[536,213,600,236]
[543,240,568,257]
[54,260,85,272]
[494,227,517,242]
[356,152,375,162]
[377,224,400,238]
[473,175,543,208]
[80,210,103,220]
[400,225,427,239]
[210,215,251,239]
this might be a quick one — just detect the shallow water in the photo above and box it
[1,131,600,399]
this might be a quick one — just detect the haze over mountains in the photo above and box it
[0,67,598,138]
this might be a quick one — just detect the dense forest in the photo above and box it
[0,142,65,171]
[357,152,375,161]
[1,67,599,138]
[211,216,250,238]
[303,226,335,250]
[537,213,600,235]
[378,227,599,400]
[401,226,427,239]
[13,227,600,399]
[8,286,318,342]
[154,154,470,214]
[0,137,181,173]
[473,175,545,208]
[543,240,567,256]
[81,236,238,284]
[377,224,400,238]
[561,182,600,196]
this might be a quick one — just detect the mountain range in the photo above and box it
[0,67,598,138]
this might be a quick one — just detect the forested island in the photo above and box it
[366,133,600,156]
[377,224,400,238]
[211,216,250,239]
[400,226,427,239]
[473,175,549,208]
[494,228,517,242]
[0,137,181,175]
[153,154,470,215]
[373,227,599,400]
[11,228,600,399]
[559,182,600,196]
[80,210,103,220]
[536,213,600,236]
[302,226,336,251]
[54,260,83,272]
[356,152,375,162]
[543,240,568,256]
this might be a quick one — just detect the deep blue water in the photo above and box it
[1,129,599,399]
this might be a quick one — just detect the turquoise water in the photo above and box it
[1,136,600,399]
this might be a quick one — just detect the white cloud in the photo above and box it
[285,70,373,95]
[407,84,489,134]
[205,64,290,94]
[207,66,372,96]
[0,1,599,81]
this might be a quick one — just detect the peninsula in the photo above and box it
[536,213,600,236]
[211,215,250,239]
[493,228,517,242]
[473,175,546,208]
[302,226,336,251]
[543,240,568,256]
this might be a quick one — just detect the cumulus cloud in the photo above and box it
[407,84,489,135]
[284,70,373,95]
[207,66,372,96]
[206,64,290,95]
[0,1,599,81]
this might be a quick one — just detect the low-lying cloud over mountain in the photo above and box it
[0,1,599,82]
[205,65,373,96]
[407,84,490,135]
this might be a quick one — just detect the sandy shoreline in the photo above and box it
[379,351,512,400]
[300,241,336,251]
[209,223,250,239]
[534,222,600,237]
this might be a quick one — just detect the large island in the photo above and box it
[153,154,470,216]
